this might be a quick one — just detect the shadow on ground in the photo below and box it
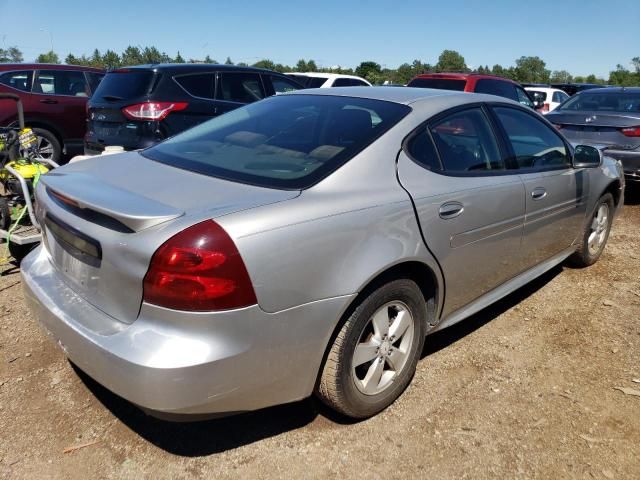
[76,265,562,457]
[624,186,640,206]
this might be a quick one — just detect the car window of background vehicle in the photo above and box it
[217,72,265,103]
[34,70,88,97]
[175,73,215,99]
[494,107,570,169]
[429,107,504,172]
[0,70,33,92]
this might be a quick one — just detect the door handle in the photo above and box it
[439,201,464,219]
[39,99,58,104]
[531,187,547,200]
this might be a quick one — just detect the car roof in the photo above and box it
[286,72,366,80]
[525,87,565,93]
[285,85,494,105]
[575,86,640,94]
[114,63,279,74]
[413,72,519,84]
[0,63,104,72]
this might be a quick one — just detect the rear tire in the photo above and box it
[8,241,36,264]
[316,279,426,419]
[15,128,61,164]
[567,193,614,268]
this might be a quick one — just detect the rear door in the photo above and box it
[491,105,587,268]
[215,71,265,115]
[397,105,525,317]
[32,69,89,140]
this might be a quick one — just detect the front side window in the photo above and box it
[34,70,88,96]
[0,70,33,92]
[217,72,264,103]
[270,75,302,94]
[307,77,328,88]
[429,107,504,173]
[494,106,570,170]
[143,95,410,189]
[175,73,214,98]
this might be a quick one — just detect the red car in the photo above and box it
[0,64,104,163]
[408,73,540,110]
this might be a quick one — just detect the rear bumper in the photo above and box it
[602,148,640,182]
[22,246,353,416]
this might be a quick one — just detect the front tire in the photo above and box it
[316,279,427,419]
[568,193,614,268]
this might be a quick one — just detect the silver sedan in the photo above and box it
[22,87,624,419]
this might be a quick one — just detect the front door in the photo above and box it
[491,106,587,268]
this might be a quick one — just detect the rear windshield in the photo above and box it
[143,94,410,189]
[92,70,155,100]
[557,91,640,113]
[407,78,466,91]
[527,90,547,101]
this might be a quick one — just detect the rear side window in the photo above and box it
[333,78,353,87]
[34,70,89,96]
[85,72,104,94]
[92,71,155,100]
[307,77,327,88]
[0,70,32,92]
[528,90,547,101]
[494,107,570,169]
[475,79,517,101]
[408,78,466,91]
[175,73,214,98]
[217,72,265,103]
[143,95,410,189]
[270,75,302,94]
[429,108,504,173]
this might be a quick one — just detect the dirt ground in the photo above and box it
[1,192,639,480]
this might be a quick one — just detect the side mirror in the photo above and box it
[533,98,545,110]
[573,145,602,168]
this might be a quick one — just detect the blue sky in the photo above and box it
[0,0,637,77]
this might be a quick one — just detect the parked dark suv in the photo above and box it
[408,73,540,110]
[85,64,304,154]
[0,64,105,163]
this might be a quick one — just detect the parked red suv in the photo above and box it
[0,64,105,163]
[408,73,540,110]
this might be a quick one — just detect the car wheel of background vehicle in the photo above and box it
[17,128,61,164]
[568,193,614,268]
[7,241,37,264]
[0,198,10,231]
[316,279,426,419]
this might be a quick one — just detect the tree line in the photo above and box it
[1,45,639,87]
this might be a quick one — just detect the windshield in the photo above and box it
[407,78,466,91]
[92,70,155,100]
[557,91,640,113]
[143,94,411,189]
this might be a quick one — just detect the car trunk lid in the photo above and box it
[548,111,640,149]
[37,152,300,323]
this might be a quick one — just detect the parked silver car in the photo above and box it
[22,87,624,420]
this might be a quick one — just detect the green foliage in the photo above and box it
[550,70,573,83]
[35,51,60,64]
[608,61,640,86]
[225,57,233,65]
[435,50,467,72]
[174,51,185,63]
[0,46,23,63]
[513,56,550,83]
[355,61,383,84]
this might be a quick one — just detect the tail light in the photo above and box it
[542,103,550,113]
[143,220,257,311]
[621,126,640,137]
[122,101,188,121]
